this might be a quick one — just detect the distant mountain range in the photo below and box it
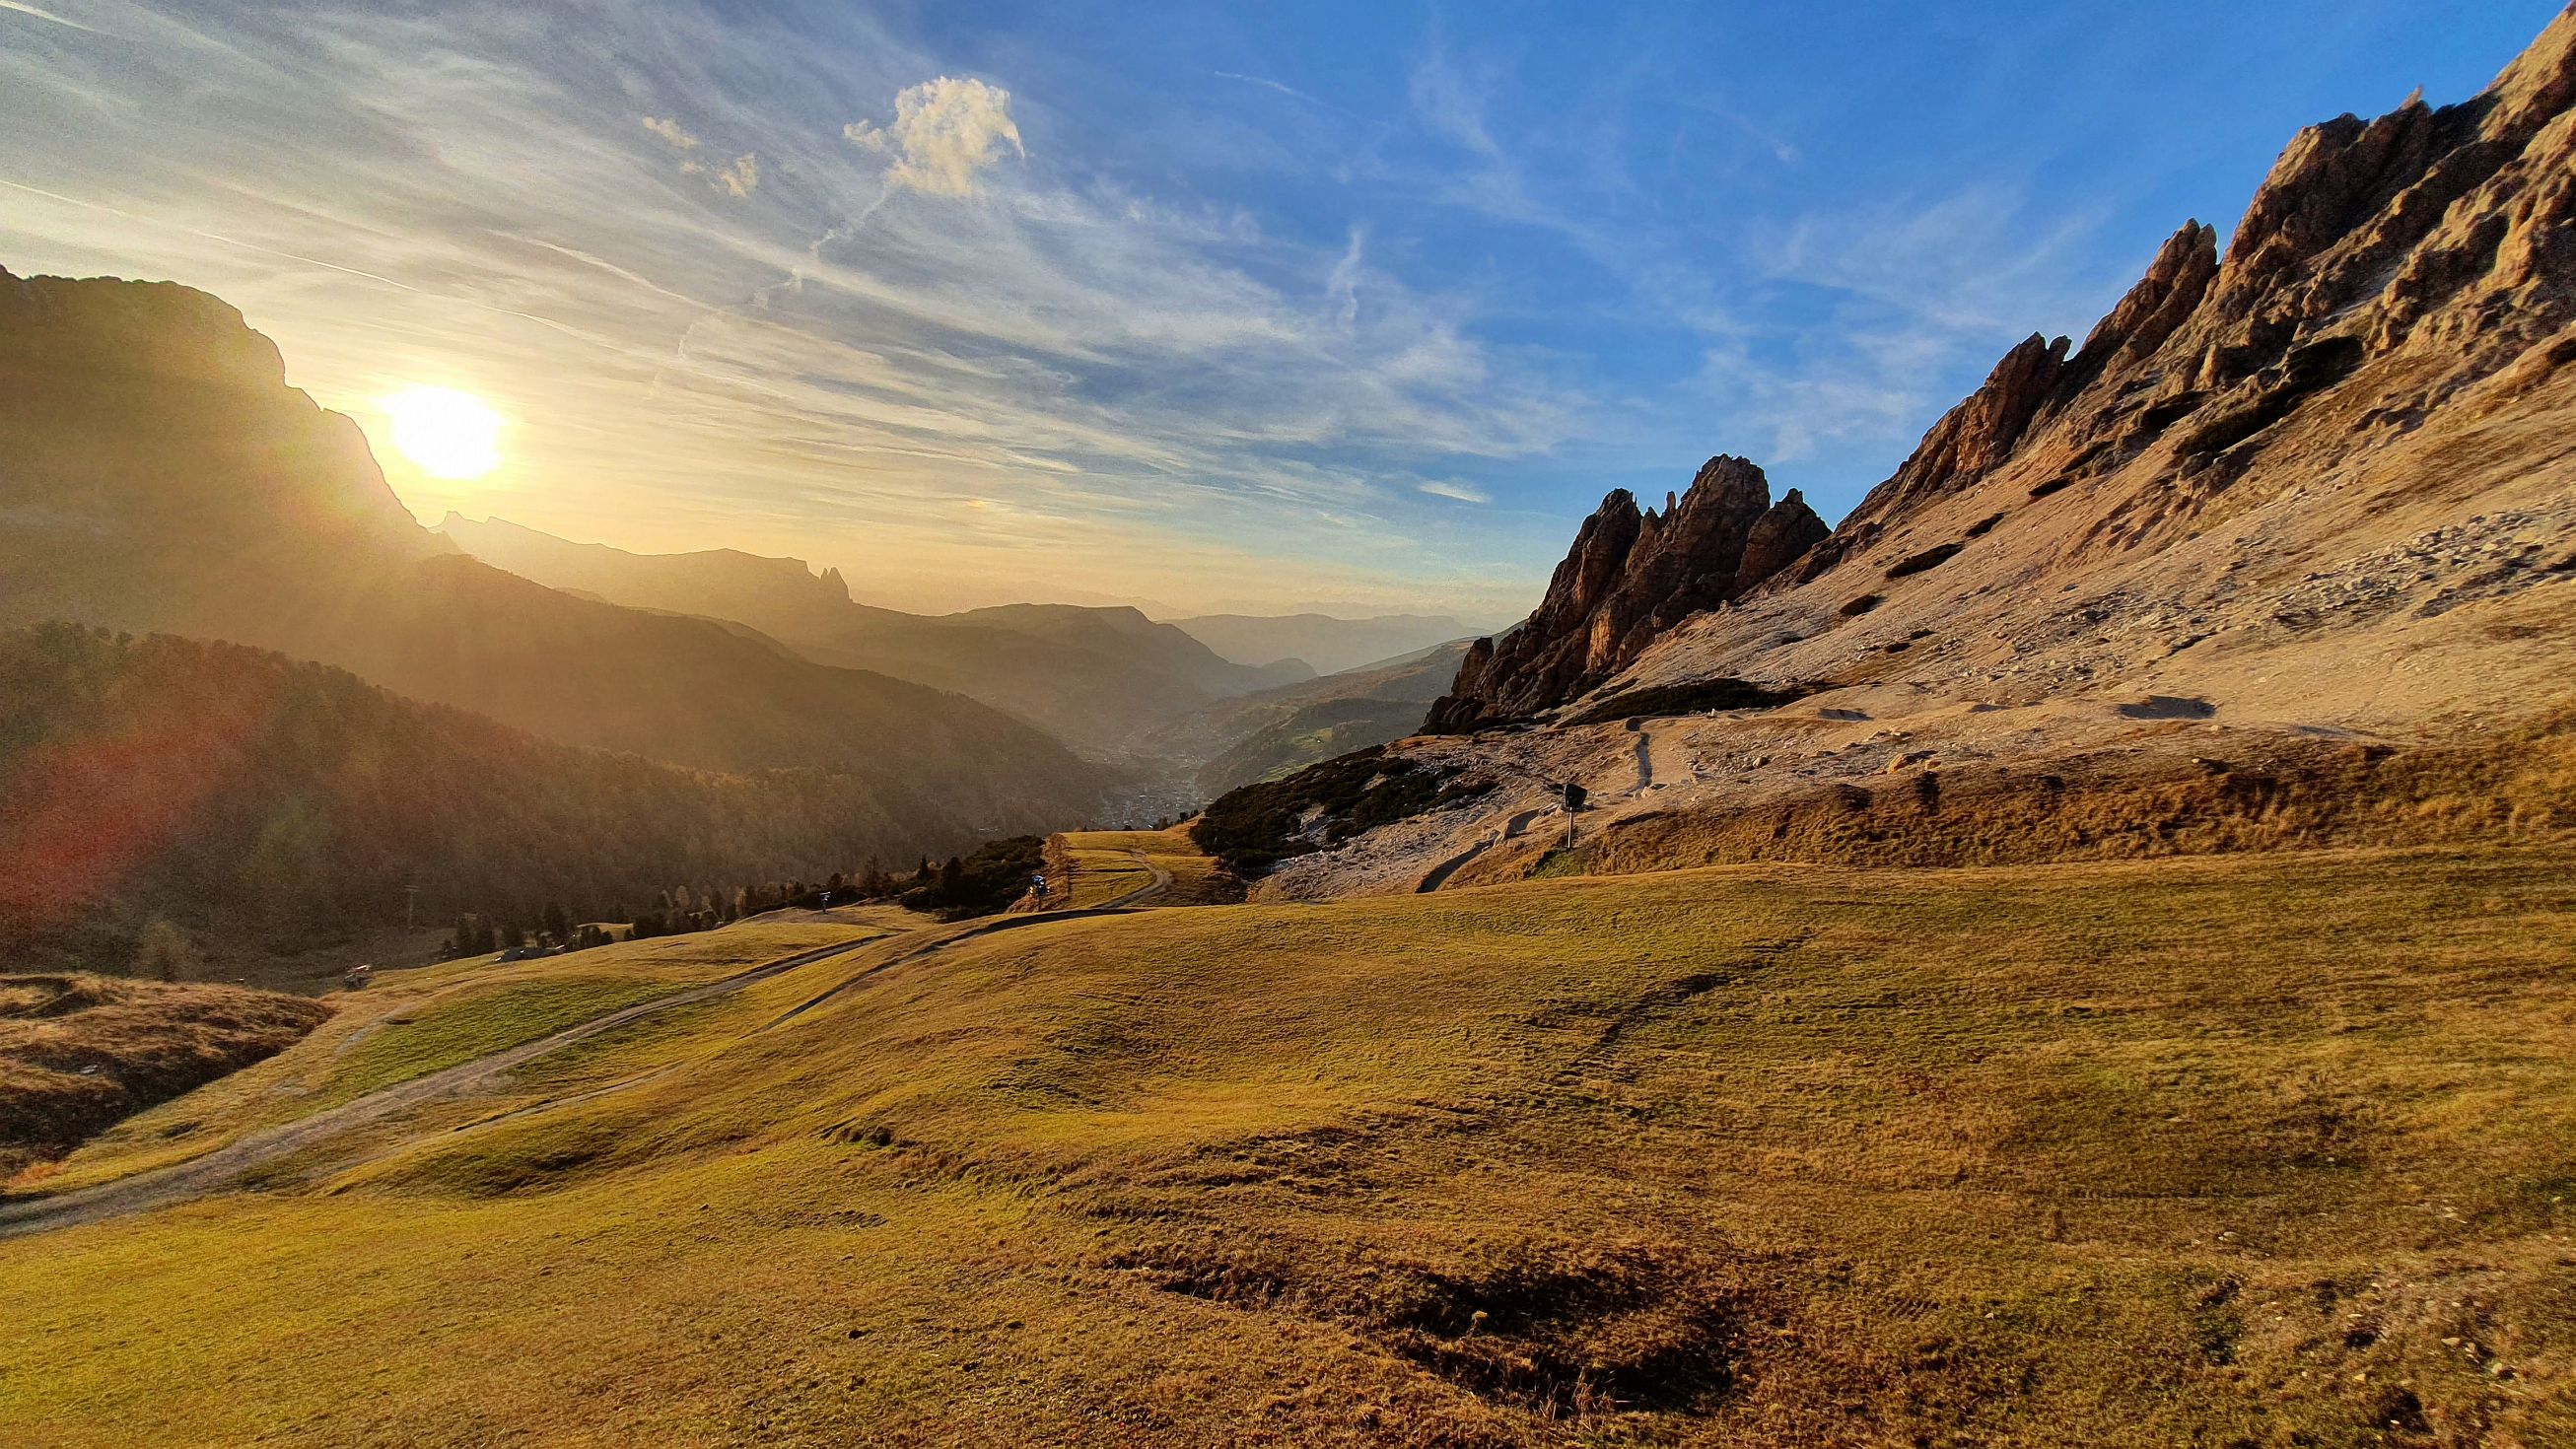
[436,514,1316,756]
[1145,641,1470,797]
[0,260,1504,967]
[1163,612,1482,676]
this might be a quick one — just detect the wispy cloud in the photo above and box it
[1214,70,1319,105]
[708,152,757,197]
[1418,479,1490,504]
[0,0,1585,614]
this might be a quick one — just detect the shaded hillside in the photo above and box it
[0,625,925,970]
[1177,642,1469,795]
[438,515,1307,755]
[0,267,1111,841]
[1167,612,1480,675]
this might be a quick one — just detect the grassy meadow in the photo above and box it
[1,846,2571,1445]
[1051,827,1245,907]
[3,917,915,1199]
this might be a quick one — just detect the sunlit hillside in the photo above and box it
[5,843,2572,1444]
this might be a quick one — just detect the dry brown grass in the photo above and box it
[1508,705,2576,884]
[5,845,2572,1444]
[1051,827,1247,907]
[0,974,330,1180]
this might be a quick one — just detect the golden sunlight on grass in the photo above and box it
[4,845,2571,1444]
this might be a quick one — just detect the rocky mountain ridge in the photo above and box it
[1425,458,1825,728]
[1259,4,2576,902]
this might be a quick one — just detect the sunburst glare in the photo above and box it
[382,386,503,480]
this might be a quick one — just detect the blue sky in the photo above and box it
[0,0,2558,618]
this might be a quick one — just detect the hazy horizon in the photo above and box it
[1,0,2554,616]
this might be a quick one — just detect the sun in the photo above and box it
[382,386,504,480]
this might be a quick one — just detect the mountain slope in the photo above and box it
[437,515,1308,755]
[0,267,1111,846]
[0,624,926,971]
[1165,642,1470,796]
[1284,7,2576,900]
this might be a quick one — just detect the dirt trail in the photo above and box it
[1416,807,1550,893]
[1108,849,1174,907]
[1,862,1199,1239]
[762,893,1158,1030]
[0,932,885,1238]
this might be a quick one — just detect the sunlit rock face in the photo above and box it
[1432,10,2576,733]
[1426,456,1819,730]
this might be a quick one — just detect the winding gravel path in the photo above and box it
[1,861,1193,1240]
[0,933,885,1238]
[1416,807,1549,893]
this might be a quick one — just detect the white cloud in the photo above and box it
[1408,46,1500,159]
[639,114,700,150]
[844,76,1024,198]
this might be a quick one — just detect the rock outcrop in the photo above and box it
[1427,456,1821,728]
[1502,5,2576,680]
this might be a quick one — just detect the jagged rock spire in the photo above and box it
[1426,455,1819,729]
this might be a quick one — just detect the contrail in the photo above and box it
[0,0,96,34]
[654,180,893,395]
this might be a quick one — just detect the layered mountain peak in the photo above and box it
[1426,455,1818,729]
[0,268,436,603]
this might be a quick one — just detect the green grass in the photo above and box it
[311,977,680,1106]
[2,846,2572,1445]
